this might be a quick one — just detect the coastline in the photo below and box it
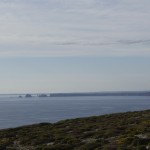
[0,109,150,149]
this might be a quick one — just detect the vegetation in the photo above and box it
[0,110,150,150]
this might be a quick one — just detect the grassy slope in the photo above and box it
[0,110,150,150]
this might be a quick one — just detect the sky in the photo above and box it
[0,0,150,93]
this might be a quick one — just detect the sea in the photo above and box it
[0,95,150,129]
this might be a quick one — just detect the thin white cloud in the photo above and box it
[0,0,150,57]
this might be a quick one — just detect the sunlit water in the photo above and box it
[0,96,150,129]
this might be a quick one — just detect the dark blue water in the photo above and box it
[0,96,150,129]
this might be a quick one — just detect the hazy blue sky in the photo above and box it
[0,0,150,93]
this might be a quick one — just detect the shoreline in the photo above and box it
[0,109,150,149]
[0,108,150,131]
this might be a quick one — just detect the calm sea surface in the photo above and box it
[0,96,150,129]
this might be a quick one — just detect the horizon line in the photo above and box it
[0,90,150,95]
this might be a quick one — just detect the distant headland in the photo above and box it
[16,91,150,98]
